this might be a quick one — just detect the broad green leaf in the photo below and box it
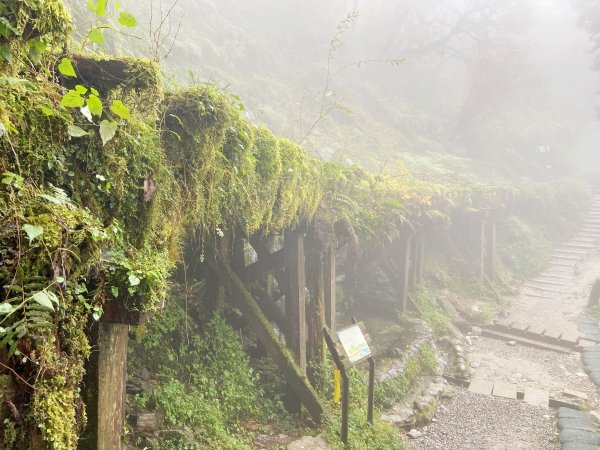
[90,87,99,96]
[74,84,88,95]
[110,100,130,120]
[60,90,84,108]
[99,120,117,146]
[88,28,106,45]
[40,106,54,116]
[118,11,138,27]
[128,274,140,286]
[0,45,12,64]
[96,0,108,16]
[22,224,43,243]
[0,303,12,315]
[87,94,103,117]
[111,286,119,298]
[31,291,54,311]
[87,1,96,12]
[57,57,76,77]
[68,124,88,137]
[80,105,93,122]
[0,18,18,38]
[55,276,65,283]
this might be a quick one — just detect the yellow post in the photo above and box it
[333,369,341,404]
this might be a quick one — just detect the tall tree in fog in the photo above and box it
[573,0,600,69]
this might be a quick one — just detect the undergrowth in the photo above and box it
[127,296,286,450]
[374,344,438,407]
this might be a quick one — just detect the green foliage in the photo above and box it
[128,299,283,449]
[322,366,406,450]
[409,287,451,334]
[374,344,438,407]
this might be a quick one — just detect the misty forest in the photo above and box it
[2,0,600,449]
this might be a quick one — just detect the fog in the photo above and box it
[82,0,600,175]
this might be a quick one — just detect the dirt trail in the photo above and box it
[411,192,600,450]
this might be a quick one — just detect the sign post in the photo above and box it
[322,318,375,446]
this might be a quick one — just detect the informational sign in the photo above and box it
[337,324,371,365]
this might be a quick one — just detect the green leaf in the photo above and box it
[31,291,54,311]
[0,18,18,38]
[118,11,138,27]
[0,45,12,64]
[99,120,117,146]
[39,106,54,116]
[22,224,43,243]
[95,0,108,16]
[128,274,140,286]
[57,57,76,78]
[74,84,88,95]
[87,94,103,117]
[60,90,84,108]
[88,28,106,45]
[111,286,119,298]
[68,124,88,137]
[110,100,130,120]
[0,303,12,315]
[80,105,93,122]
[90,87,99,96]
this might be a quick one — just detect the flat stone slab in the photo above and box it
[510,322,529,332]
[492,382,517,399]
[287,434,330,450]
[560,429,600,446]
[468,379,493,395]
[523,387,549,407]
[543,329,562,340]
[560,332,580,345]
[526,325,546,336]
[557,417,597,432]
[562,443,600,450]
[558,407,594,420]
[563,388,588,400]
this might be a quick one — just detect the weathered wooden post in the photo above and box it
[415,235,425,285]
[307,249,325,386]
[284,227,307,412]
[324,246,336,332]
[484,218,496,283]
[82,304,136,450]
[470,214,486,284]
[206,230,230,312]
[395,233,413,312]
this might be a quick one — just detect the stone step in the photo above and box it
[550,254,582,261]
[531,278,575,287]
[492,382,517,399]
[523,387,549,407]
[468,378,494,395]
[524,284,576,294]
[553,249,588,256]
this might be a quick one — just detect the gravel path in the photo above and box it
[468,337,600,407]
[410,387,560,450]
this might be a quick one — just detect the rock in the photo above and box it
[140,367,151,381]
[507,340,517,346]
[414,395,434,412]
[287,434,330,450]
[407,429,422,439]
[471,326,482,336]
[470,362,481,368]
[465,336,474,346]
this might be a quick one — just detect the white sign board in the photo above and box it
[337,324,371,365]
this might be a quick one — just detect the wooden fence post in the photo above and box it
[284,228,307,412]
[324,246,336,333]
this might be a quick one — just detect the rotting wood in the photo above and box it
[206,231,231,313]
[215,256,325,424]
[239,248,285,283]
[284,229,307,372]
[324,246,336,332]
